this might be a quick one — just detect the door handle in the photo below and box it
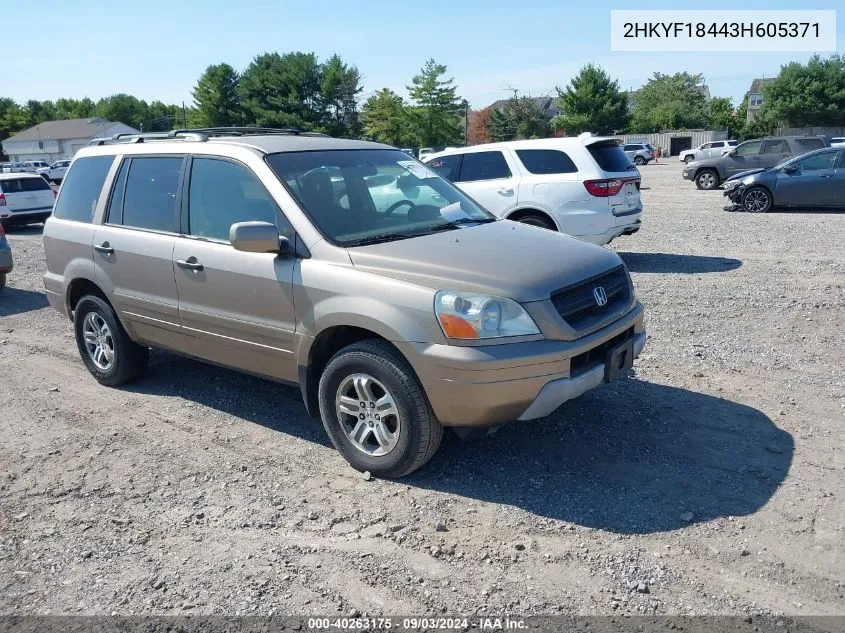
[497,187,513,195]
[819,174,833,178]
[176,258,204,272]
[94,242,114,254]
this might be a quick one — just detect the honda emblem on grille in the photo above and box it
[593,286,608,306]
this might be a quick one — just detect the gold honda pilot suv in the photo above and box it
[42,128,647,477]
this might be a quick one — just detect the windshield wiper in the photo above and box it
[427,217,497,232]
[344,233,413,247]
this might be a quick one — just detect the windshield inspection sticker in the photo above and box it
[398,160,437,180]
[439,202,472,223]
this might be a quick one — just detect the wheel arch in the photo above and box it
[504,207,560,231]
[299,324,417,418]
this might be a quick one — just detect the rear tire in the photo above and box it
[741,186,773,213]
[634,156,645,165]
[684,155,695,164]
[318,339,443,478]
[0,273,6,294]
[514,213,556,231]
[73,295,149,386]
[695,169,720,190]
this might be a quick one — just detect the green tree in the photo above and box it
[552,64,629,135]
[488,107,517,142]
[238,52,323,129]
[95,94,149,128]
[360,88,410,147]
[23,100,57,127]
[406,58,463,146]
[763,54,845,127]
[511,97,551,139]
[629,72,709,132]
[54,97,96,120]
[0,98,26,150]
[320,54,362,138]
[707,97,735,134]
[191,63,242,128]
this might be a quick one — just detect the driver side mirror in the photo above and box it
[230,221,290,255]
[726,149,737,157]
[782,165,799,174]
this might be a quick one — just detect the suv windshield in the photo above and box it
[266,149,494,246]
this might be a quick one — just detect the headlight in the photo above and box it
[435,291,540,340]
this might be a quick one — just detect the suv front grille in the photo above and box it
[551,266,630,330]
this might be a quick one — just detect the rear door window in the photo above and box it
[515,149,578,174]
[0,177,52,193]
[426,154,461,181]
[457,151,511,182]
[587,142,634,172]
[51,155,114,223]
[120,157,183,233]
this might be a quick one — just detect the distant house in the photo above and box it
[1,118,139,162]
[746,78,775,123]
[488,96,560,120]
[695,84,712,101]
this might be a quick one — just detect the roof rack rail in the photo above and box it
[88,131,207,146]
[168,127,330,138]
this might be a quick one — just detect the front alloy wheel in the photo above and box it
[336,373,401,456]
[742,187,772,213]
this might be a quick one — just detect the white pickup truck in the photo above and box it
[36,159,71,183]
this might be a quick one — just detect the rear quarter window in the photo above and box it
[587,143,634,173]
[515,149,578,174]
[52,156,115,223]
[793,138,825,152]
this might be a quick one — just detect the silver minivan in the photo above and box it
[42,128,646,477]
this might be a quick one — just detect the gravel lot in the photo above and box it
[1,163,843,618]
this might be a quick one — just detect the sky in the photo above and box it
[6,0,844,111]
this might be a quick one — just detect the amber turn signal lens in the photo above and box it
[438,314,478,339]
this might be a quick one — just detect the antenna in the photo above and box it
[502,84,519,101]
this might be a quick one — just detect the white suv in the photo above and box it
[36,159,71,183]
[424,135,642,245]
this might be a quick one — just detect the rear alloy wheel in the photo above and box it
[741,186,772,213]
[515,213,555,231]
[695,169,720,190]
[74,295,149,386]
[634,156,645,165]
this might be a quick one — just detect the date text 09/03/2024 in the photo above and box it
[307,617,527,630]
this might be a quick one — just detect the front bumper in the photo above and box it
[397,303,645,427]
[682,169,695,181]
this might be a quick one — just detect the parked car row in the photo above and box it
[682,135,827,190]
[1,160,51,174]
[35,127,646,477]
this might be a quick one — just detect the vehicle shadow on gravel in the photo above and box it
[2,224,45,235]
[0,287,50,316]
[126,350,332,447]
[618,252,742,274]
[411,379,793,534]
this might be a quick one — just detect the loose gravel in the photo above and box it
[0,164,843,617]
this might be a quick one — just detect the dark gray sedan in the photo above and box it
[724,148,845,212]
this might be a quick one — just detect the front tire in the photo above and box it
[741,186,772,213]
[695,169,720,190]
[73,295,149,386]
[0,273,6,294]
[684,155,695,164]
[318,339,443,477]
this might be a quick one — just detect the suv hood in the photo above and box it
[347,221,623,302]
